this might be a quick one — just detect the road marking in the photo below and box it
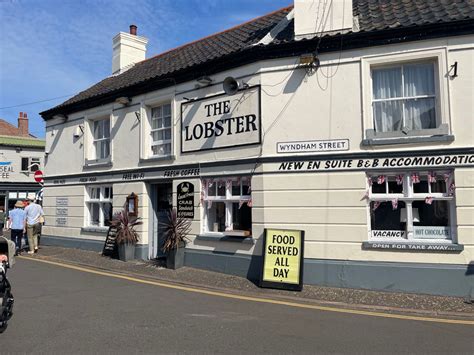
[19,256,474,326]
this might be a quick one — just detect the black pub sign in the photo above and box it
[177,182,194,219]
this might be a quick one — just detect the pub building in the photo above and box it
[40,1,474,297]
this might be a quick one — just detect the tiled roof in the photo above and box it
[0,119,35,138]
[0,135,45,148]
[42,1,474,117]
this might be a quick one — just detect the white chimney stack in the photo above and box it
[294,0,353,39]
[112,25,148,75]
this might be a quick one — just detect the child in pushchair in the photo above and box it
[0,236,15,333]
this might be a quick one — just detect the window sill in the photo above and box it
[83,157,112,169]
[81,226,109,234]
[197,233,255,244]
[139,155,175,164]
[362,241,463,252]
[362,135,455,146]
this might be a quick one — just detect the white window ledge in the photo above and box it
[139,155,175,163]
[197,233,255,244]
[84,157,112,168]
[81,226,109,234]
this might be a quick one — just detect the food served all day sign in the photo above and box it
[181,86,261,153]
[260,229,304,291]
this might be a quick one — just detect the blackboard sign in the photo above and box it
[177,182,194,219]
[102,226,119,258]
[260,228,304,291]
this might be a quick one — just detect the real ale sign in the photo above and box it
[260,229,304,291]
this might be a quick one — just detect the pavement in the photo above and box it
[13,245,474,321]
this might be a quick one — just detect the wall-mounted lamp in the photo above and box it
[73,125,84,138]
[449,62,458,78]
[196,76,213,86]
[115,96,131,106]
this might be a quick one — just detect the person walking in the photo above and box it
[24,198,44,254]
[7,202,26,256]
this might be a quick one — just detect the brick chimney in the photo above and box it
[18,112,29,136]
[112,24,148,75]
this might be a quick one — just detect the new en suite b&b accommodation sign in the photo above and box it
[181,86,261,153]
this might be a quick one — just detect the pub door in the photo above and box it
[153,183,173,259]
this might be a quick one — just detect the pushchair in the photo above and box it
[0,236,15,333]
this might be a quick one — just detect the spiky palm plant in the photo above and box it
[161,208,191,253]
[111,209,142,245]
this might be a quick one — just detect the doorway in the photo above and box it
[150,182,173,259]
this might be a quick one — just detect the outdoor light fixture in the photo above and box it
[196,76,213,86]
[115,96,131,106]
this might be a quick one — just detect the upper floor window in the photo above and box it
[151,104,172,156]
[92,118,110,160]
[21,157,41,172]
[372,62,436,133]
[362,50,452,146]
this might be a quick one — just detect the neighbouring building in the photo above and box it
[40,1,474,297]
[0,112,45,211]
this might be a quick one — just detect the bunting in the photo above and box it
[411,173,420,184]
[396,174,404,185]
[449,182,456,196]
[428,171,437,183]
[391,198,398,210]
[377,175,386,185]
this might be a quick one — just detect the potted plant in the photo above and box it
[161,208,191,269]
[111,209,142,262]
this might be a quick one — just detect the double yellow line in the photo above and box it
[20,256,474,326]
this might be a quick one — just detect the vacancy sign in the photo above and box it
[260,229,304,291]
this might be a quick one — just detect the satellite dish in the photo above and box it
[223,76,239,95]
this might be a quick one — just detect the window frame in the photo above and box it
[85,185,113,228]
[20,157,41,173]
[361,48,451,145]
[202,177,252,235]
[139,94,175,161]
[150,103,172,157]
[84,111,113,166]
[367,171,457,244]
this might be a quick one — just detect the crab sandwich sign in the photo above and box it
[181,86,261,153]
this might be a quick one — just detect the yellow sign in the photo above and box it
[262,229,303,288]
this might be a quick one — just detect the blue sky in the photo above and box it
[0,0,290,138]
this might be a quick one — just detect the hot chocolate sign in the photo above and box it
[181,86,261,153]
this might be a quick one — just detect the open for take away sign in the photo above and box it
[260,229,304,291]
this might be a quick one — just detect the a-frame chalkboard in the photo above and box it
[102,226,119,259]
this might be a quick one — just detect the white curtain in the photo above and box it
[404,63,436,129]
[372,63,436,132]
[373,101,403,132]
[404,63,435,97]
[372,67,401,99]
[405,98,436,130]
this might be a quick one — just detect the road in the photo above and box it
[2,258,473,354]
